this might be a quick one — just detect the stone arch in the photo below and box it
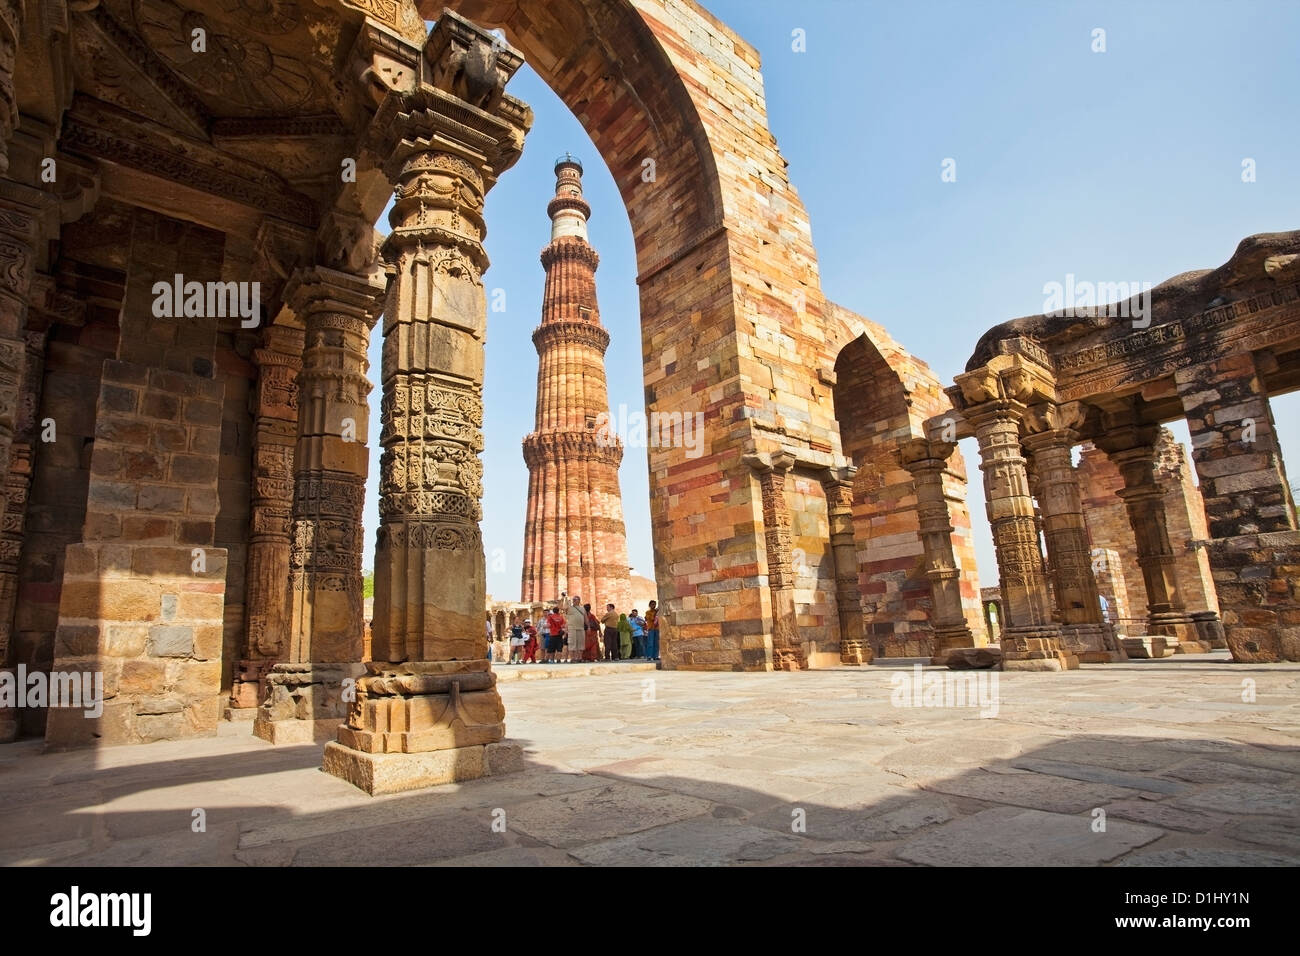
[828,309,984,656]
[417,0,846,669]
[427,0,724,272]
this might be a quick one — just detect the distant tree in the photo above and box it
[363,572,374,599]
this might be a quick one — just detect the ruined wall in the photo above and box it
[828,305,984,657]
[45,209,232,747]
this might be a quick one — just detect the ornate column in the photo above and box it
[0,184,38,743]
[952,349,1075,670]
[743,451,805,671]
[1023,402,1120,662]
[253,268,381,744]
[821,465,869,664]
[899,439,978,664]
[322,13,533,793]
[1097,425,1196,646]
[230,324,303,715]
[0,0,20,177]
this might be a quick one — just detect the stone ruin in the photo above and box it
[0,0,1294,791]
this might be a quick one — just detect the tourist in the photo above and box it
[583,603,601,661]
[509,620,526,664]
[602,603,620,660]
[522,618,539,664]
[618,612,632,660]
[564,596,587,663]
[629,608,646,658]
[644,600,660,661]
[544,606,566,662]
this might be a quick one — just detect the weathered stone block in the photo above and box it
[148,625,194,658]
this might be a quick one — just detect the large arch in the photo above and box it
[422,0,852,669]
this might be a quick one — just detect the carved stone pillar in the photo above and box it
[1097,426,1196,646]
[967,402,1075,670]
[745,451,805,671]
[899,439,978,664]
[0,185,38,742]
[0,0,20,176]
[1023,402,1120,662]
[0,186,40,526]
[253,269,380,744]
[229,325,303,716]
[822,465,869,665]
[0,318,47,655]
[322,13,533,793]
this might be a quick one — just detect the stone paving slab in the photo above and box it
[0,661,1296,865]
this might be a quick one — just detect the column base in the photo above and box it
[929,624,977,665]
[322,739,523,795]
[0,670,17,742]
[252,662,361,745]
[773,647,806,671]
[1061,622,1125,663]
[1191,611,1227,649]
[1000,627,1079,671]
[1146,611,1196,647]
[839,638,873,666]
[323,660,508,794]
[225,659,273,720]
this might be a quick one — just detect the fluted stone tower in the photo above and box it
[521,156,631,610]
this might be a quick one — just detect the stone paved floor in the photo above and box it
[1,653,1297,866]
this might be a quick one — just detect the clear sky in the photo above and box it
[364,0,1300,597]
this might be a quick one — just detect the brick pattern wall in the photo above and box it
[45,209,230,748]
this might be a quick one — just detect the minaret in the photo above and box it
[521,155,631,610]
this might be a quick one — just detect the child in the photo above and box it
[522,619,539,664]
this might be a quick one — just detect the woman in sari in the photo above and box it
[582,603,601,662]
[617,613,632,660]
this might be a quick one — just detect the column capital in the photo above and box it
[952,348,1057,414]
[820,463,858,488]
[283,265,385,332]
[898,437,956,472]
[744,449,797,475]
[366,13,533,189]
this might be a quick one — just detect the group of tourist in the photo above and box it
[500,597,660,664]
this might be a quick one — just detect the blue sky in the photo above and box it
[364,0,1300,597]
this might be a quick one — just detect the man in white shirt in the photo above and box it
[565,596,588,663]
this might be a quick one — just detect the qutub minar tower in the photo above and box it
[521,156,632,609]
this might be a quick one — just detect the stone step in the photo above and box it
[491,661,658,682]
